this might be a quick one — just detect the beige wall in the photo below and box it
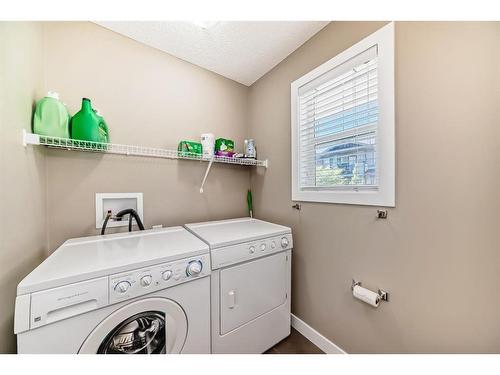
[0,22,47,353]
[249,22,500,353]
[2,21,499,354]
[42,22,251,250]
[0,21,251,352]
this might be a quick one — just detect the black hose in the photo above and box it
[101,210,112,235]
[115,208,145,231]
[130,209,145,230]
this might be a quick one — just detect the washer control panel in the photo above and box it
[109,254,210,304]
[211,233,292,269]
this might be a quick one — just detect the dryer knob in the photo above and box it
[140,275,152,287]
[281,237,289,248]
[115,281,131,294]
[186,260,203,277]
[162,270,173,281]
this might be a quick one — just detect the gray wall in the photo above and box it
[0,22,47,354]
[248,21,500,353]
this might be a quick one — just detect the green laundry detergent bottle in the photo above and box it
[93,107,109,140]
[71,98,109,144]
[33,91,71,138]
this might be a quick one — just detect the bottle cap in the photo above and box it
[47,91,59,100]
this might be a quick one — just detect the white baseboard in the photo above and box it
[291,314,347,354]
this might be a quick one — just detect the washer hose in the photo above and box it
[115,208,145,231]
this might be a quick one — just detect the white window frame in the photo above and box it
[291,22,395,207]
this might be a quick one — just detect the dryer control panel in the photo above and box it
[211,233,293,269]
[109,254,210,304]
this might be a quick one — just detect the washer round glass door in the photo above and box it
[98,311,165,354]
[79,298,187,354]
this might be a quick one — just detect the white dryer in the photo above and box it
[14,227,211,354]
[185,218,292,354]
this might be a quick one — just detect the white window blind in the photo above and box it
[291,22,394,206]
[298,46,378,191]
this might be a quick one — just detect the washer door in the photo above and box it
[79,298,187,354]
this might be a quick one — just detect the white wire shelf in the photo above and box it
[22,130,268,168]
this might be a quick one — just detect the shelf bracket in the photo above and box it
[22,129,40,146]
[199,157,215,193]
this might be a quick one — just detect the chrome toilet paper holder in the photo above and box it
[352,279,389,302]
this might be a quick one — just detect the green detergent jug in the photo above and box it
[33,91,71,138]
[93,108,109,141]
[71,98,109,144]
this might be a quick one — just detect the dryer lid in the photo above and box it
[18,227,209,295]
[185,218,291,249]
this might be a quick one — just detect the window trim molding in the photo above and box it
[291,22,395,207]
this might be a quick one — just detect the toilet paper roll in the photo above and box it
[353,285,380,307]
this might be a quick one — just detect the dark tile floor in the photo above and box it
[264,328,324,354]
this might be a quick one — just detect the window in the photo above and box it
[291,22,395,206]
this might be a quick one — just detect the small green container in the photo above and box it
[178,141,202,157]
[215,138,235,157]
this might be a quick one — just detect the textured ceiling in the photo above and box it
[95,21,329,86]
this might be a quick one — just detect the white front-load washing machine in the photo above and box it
[185,218,292,354]
[14,227,211,354]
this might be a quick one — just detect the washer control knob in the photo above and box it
[249,246,255,254]
[115,281,131,294]
[140,275,152,287]
[281,237,289,248]
[162,270,173,281]
[186,260,203,277]
[260,243,267,251]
